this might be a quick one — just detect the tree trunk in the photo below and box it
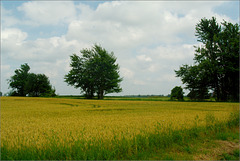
[98,89,104,99]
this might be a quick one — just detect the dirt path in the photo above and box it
[149,128,239,160]
[194,140,239,160]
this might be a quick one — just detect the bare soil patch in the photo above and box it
[194,140,239,160]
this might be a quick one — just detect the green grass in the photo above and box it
[56,95,172,101]
[56,95,219,102]
[1,111,239,160]
[56,95,208,102]
[220,149,240,160]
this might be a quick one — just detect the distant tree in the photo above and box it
[176,65,209,100]
[25,73,56,97]
[8,63,30,96]
[65,44,122,99]
[175,17,239,101]
[170,86,184,100]
[0,91,2,97]
[8,64,56,97]
[5,90,17,96]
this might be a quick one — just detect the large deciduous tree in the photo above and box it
[175,17,239,101]
[8,63,56,97]
[65,44,123,99]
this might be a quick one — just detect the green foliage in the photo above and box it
[8,64,56,97]
[227,111,239,128]
[175,17,239,101]
[65,44,122,99]
[8,63,30,96]
[220,149,240,161]
[25,73,56,97]
[187,89,209,100]
[170,86,184,100]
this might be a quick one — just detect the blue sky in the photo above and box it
[1,1,239,96]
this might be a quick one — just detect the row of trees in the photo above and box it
[175,17,239,101]
[8,64,56,97]
[7,17,238,101]
[7,45,122,99]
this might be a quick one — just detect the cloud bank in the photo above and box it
[1,1,238,95]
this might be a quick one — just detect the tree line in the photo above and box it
[175,17,239,102]
[6,17,239,101]
[7,64,56,97]
[7,44,122,99]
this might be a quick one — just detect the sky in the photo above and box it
[1,0,239,96]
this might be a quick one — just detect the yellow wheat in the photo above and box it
[1,97,238,148]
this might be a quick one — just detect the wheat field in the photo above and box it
[1,97,239,159]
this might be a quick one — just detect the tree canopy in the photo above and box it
[65,44,122,99]
[25,73,56,97]
[170,86,184,100]
[8,63,30,96]
[8,63,56,97]
[175,17,239,101]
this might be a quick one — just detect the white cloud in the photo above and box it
[65,1,230,52]
[1,28,87,94]
[133,80,146,86]
[1,65,12,79]
[137,55,152,62]
[157,74,177,82]
[1,65,10,71]
[1,28,28,43]
[17,1,77,26]
[147,64,159,73]
[139,44,195,61]
[121,68,134,79]
[1,1,237,95]
[1,6,20,27]
[63,1,237,95]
